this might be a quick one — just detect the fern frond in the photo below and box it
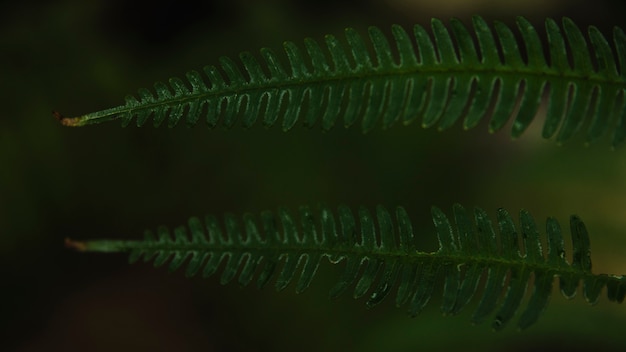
[67,204,626,330]
[56,17,626,147]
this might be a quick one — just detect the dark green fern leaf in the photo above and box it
[66,204,626,331]
[56,16,626,147]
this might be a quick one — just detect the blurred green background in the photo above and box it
[2,0,626,351]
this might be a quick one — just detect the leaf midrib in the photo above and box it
[77,63,626,125]
[112,238,592,281]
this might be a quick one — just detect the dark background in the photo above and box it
[2,0,626,351]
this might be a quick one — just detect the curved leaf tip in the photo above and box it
[52,111,83,127]
[65,238,87,251]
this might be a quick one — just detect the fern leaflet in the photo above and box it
[56,16,626,147]
[66,204,626,331]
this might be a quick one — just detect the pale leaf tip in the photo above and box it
[52,111,83,127]
[65,238,87,251]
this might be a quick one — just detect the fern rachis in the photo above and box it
[56,16,626,148]
[66,204,626,331]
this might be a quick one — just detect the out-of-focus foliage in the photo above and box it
[2,0,626,351]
